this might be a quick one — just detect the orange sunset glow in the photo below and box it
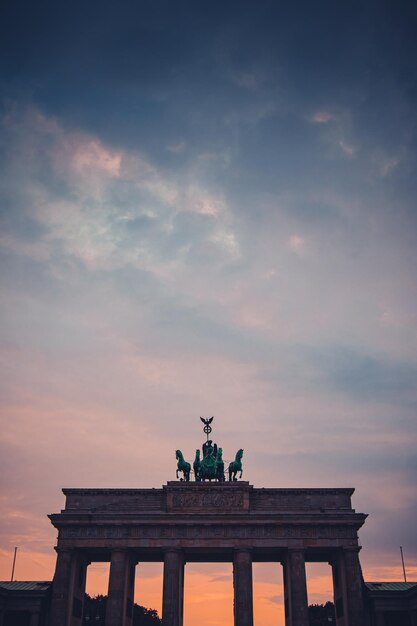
[1,542,417,625]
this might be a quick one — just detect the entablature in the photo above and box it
[57,483,359,516]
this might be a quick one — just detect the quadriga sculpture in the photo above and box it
[175,417,244,482]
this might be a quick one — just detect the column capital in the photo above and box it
[234,548,252,558]
[286,547,306,553]
[109,547,129,554]
[281,547,306,565]
[164,548,184,562]
[108,548,138,564]
[343,545,362,553]
[54,546,72,554]
[164,547,183,554]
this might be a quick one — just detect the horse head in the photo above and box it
[237,448,244,460]
[217,447,223,460]
[176,450,182,460]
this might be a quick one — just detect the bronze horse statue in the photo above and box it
[193,449,201,480]
[176,450,191,481]
[228,449,243,481]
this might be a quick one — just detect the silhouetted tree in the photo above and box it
[83,594,162,625]
[308,601,336,625]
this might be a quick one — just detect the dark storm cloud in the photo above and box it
[2,1,416,165]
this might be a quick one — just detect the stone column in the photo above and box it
[332,550,349,626]
[162,549,184,626]
[105,550,136,626]
[282,549,309,626]
[344,548,366,626]
[50,548,88,626]
[126,556,136,626]
[49,548,73,626]
[73,556,88,626]
[179,555,185,626]
[49,549,88,626]
[331,548,366,626]
[233,549,253,626]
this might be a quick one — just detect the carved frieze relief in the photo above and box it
[59,524,357,541]
[169,489,245,510]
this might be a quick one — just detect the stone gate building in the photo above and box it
[48,481,368,626]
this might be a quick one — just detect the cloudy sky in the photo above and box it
[0,0,416,623]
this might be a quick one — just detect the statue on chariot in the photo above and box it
[175,416,244,483]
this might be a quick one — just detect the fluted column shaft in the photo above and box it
[105,550,136,626]
[331,548,366,626]
[344,549,366,626]
[49,549,88,626]
[233,549,253,626]
[332,549,348,626]
[162,549,184,626]
[283,549,309,626]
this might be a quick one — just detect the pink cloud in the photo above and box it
[288,233,306,254]
[71,140,122,177]
[311,111,334,123]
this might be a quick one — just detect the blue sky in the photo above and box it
[0,0,416,613]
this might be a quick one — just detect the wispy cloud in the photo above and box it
[339,139,356,157]
[1,106,236,276]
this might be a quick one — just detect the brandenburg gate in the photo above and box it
[48,419,368,626]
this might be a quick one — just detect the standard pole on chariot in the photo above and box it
[200,416,214,441]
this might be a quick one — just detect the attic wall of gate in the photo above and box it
[48,482,369,626]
